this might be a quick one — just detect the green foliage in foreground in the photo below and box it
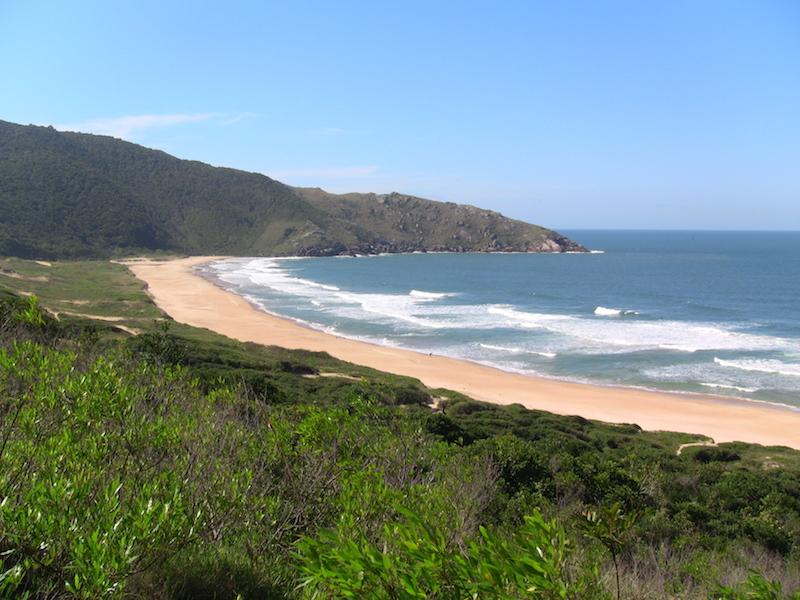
[298,510,573,599]
[1,293,799,599]
[715,574,800,600]
[0,343,210,598]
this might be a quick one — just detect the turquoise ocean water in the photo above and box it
[204,231,800,409]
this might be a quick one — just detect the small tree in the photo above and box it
[581,502,638,600]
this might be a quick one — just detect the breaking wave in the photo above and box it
[594,306,639,317]
[479,343,556,358]
[488,306,791,353]
[409,289,456,300]
[714,357,800,378]
[700,383,759,394]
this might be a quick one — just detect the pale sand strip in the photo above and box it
[125,257,800,449]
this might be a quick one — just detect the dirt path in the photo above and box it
[676,440,717,456]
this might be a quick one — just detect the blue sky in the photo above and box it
[2,1,798,230]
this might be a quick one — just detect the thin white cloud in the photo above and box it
[219,112,259,126]
[55,113,216,139]
[269,166,379,179]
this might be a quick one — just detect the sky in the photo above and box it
[1,0,799,230]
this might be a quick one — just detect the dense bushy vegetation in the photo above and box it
[0,120,581,259]
[1,291,799,598]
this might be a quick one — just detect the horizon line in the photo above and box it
[557,227,800,233]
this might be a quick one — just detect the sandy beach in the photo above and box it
[125,256,800,449]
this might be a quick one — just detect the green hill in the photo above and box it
[0,120,585,258]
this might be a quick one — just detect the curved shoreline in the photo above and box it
[198,270,800,415]
[124,256,800,449]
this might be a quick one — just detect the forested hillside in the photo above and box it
[0,120,585,258]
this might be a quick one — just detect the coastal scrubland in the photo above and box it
[1,259,799,598]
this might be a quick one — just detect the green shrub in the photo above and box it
[713,572,800,600]
[694,448,741,464]
[0,343,252,598]
[296,507,574,599]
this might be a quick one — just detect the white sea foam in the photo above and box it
[488,306,571,326]
[216,260,466,329]
[714,357,800,378]
[409,289,455,300]
[643,361,800,398]
[480,343,524,353]
[333,291,451,328]
[487,306,792,353]
[239,258,342,297]
[700,383,759,393]
[594,306,638,317]
[479,343,556,357]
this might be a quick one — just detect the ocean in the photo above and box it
[203,231,800,409]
